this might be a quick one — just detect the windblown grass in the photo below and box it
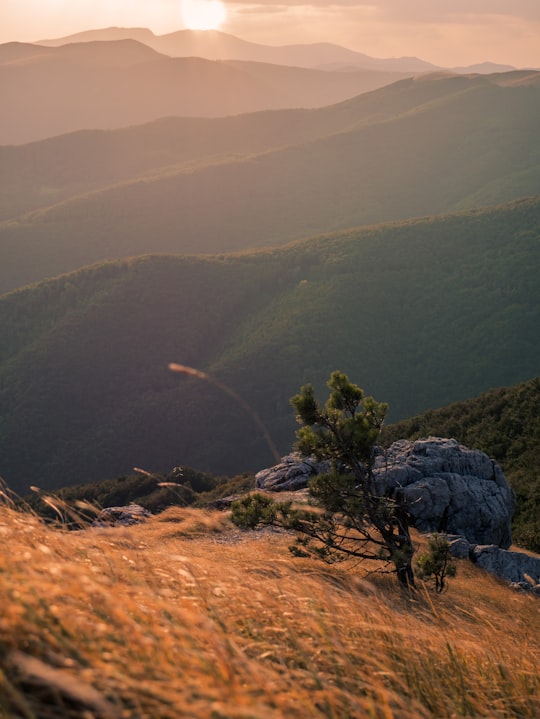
[0,504,538,718]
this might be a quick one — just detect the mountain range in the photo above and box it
[0,38,411,144]
[1,196,538,494]
[1,70,539,295]
[38,27,518,74]
[2,24,526,147]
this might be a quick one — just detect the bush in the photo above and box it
[416,534,457,593]
[231,494,281,529]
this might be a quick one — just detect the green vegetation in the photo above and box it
[21,375,538,555]
[1,72,539,293]
[23,465,239,524]
[231,492,281,530]
[2,73,517,223]
[416,534,457,593]
[0,197,538,495]
[288,372,415,587]
[382,377,540,551]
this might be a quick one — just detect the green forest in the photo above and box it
[1,56,538,563]
[1,196,538,495]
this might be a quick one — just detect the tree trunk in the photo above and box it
[396,559,416,589]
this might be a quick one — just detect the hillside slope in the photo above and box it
[0,197,538,493]
[25,378,539,552]
[1,506,538,719]
[0,71,497,223]
[1,72,539,295]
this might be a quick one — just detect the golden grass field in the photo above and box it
[0,504,538,718]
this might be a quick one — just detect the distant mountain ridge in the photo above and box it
[37,27,521,75]
[0,196,538,493]
[0,38,161,67]
[37,27,441,72]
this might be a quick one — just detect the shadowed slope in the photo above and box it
[1,72,500,223]
[0,197,538,492]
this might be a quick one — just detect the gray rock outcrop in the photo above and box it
[255,454,330,492]
[92,504,151,527]
[373,438,514,548]
[256,438,515,548]
[446,535,540,593]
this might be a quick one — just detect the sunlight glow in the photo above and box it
[181,0,227,31]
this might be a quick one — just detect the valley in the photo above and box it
[1,198,538,493]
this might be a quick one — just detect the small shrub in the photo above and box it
[231,493,280,529]
[416,534,457,592]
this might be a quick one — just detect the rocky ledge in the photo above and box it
[447,535,540,594]
[372,437,514,548]
[254,437,539,592]
[257,438,514,548]
[91,504,151,527]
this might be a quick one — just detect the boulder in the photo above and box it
[92,504,151,527]
[255,453,330,492]
[206,494,244,510]
[471,544,540,586]
[447,536,540,592]
[256,438,514,547]
[373,438,514,548]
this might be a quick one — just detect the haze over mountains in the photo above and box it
[34,27,452,72]
[1,70,539,294]
[0,39,412,145]
[1,25,525,146]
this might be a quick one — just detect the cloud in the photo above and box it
[369,0,540,23]
[226,0,540,23]
[225,1,540,67]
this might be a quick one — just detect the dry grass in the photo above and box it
[0,504,538,719]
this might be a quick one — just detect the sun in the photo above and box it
[181,0,227,31]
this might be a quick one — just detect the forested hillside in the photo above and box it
[0,197,538,494]
[2,73,455,222]
[1,71,539,294]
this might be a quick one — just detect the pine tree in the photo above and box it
[289,371,416,588]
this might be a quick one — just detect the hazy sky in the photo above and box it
[2,0,540,67]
